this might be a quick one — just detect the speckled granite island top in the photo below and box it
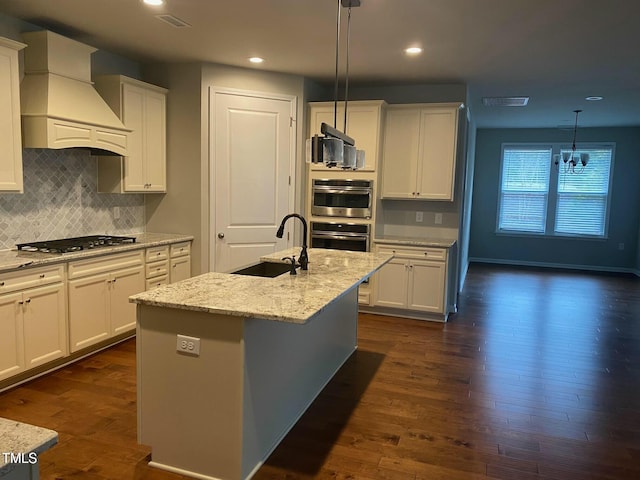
[0,417,58,476]
[130,248,392,324]
[0,232,193,273]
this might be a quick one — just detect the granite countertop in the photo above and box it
[374,235,457,248]
[0,232,194,273]
[0,417,58,476]
[130,248,392,324]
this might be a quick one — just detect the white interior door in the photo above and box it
[211,89,294,273]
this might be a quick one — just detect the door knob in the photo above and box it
[218,233,225,239]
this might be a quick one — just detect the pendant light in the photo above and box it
[307,0,363,170]
[555,110,589,174]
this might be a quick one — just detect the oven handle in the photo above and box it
[312,188,372,195]
[311,233,370,241]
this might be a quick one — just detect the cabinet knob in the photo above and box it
[25,298,31,303]
[39,274,45,278]
[0,281,4,286]
[218,232,225,239]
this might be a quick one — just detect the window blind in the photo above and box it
[555,148,612,236]
[498,147,551,232]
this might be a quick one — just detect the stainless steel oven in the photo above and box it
[311,179,373,219]
[310,221,370,252]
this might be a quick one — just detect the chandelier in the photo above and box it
[558,109,589,174]
[307,0,364,170]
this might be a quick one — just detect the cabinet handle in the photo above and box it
[25,298,31,303]
[0,281,4,286]
[18,300,23,305]
[39,274,45,278]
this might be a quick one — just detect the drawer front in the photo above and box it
[377,245,446,261]
[145,245,170,263]
[170,242,191,258]
[0,264,65,294]
[146,260,170,279]
[69,250,144,279]
[146,275,169,290]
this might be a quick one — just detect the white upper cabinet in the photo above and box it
[381,103,460,200]
[308,100,386,172]
[94,75,168,193]
[0,37,26,193]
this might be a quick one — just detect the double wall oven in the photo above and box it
[310,178,373,253]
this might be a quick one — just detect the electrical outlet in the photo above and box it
[435,213,443,225]
[416,211,423,222]
[113,207,120,219]
[177,334,200,356]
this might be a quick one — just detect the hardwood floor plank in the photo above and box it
[1,264,640,479]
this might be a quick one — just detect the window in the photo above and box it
[497,144,614,237]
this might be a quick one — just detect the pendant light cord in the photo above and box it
[571,109,581,153]
[333,0,341,130]
[344,6,352,134]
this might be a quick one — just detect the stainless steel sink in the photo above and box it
[230,261,291,278]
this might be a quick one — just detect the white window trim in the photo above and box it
[496,142,615,239]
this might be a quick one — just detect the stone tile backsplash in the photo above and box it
[0,149,145,250]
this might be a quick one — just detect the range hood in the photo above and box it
[20,30,130,155]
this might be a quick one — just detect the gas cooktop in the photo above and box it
[16,235,136,254]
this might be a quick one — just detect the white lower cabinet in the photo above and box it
[373,245,447,315]
[0,265,67,381]
[68,251,144,352]
[145,245,169,289]
[144,241,191,288]
[170,241,191,283]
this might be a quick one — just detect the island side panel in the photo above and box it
[241,288,359,479]
[137,305,245,480]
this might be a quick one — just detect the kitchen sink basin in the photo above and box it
[230,261,292,278]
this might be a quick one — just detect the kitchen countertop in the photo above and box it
[130,248,392,324]
[0,232,194,273]
[374,235,457,248]
[0,417,58,476]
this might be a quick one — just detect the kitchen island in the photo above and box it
[130,248,392,480]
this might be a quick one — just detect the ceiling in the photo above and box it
[1,0,639,129]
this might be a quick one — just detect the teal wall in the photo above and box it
[470,127,640,271]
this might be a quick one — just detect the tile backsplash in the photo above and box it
[0,149,145,250]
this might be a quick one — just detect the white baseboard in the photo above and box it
[469,257,636,275]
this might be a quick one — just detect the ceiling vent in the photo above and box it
[155,14,191,28]
[482,96,530,107]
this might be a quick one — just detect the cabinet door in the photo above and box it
[170,255,191,283]
[22,283,68,369]
[0,39,24,192]
[381,108,421,198]
[122,83,147,191]
[416,107,458,200]
[110,265,145,335]
[0,292,24,381]
[69,273,110,352]
[408,260,446,313]
[372,258,408,308]
[143,89,166,191]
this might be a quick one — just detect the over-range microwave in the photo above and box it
[311,179,373,219]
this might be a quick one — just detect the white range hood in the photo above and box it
[20,30,130,155]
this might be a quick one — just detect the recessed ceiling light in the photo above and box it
[585,96,603,101]
[404,47,423,55]
[249,57,264,64]
[143,0,164,5]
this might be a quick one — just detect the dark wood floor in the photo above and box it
[1,263,639,479]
